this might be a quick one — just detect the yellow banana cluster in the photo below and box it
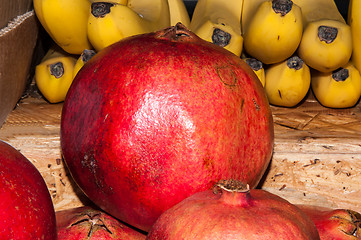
[239,0,360,108]
[33,0,361,109]
[33,0,191,53]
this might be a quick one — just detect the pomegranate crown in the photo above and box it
[213,179,250,194]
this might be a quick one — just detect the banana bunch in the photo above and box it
[190,0,244,56]
[264,55,311,107]
[243,0,303,64]
[294,0,352,73]
[242,0,352,72]
[35,45,78,103]
[311,61,361,108]
[240,0,361,109]
[33,0,193,53]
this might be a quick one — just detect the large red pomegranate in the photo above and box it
[146,180,320,240]
[60,23,274,231]
[0,140,57,239]
[56,206,146,239]
[297,205,361,240]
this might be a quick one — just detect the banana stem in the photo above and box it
[318,25,338,44]
[50,62,65,78]
[272,0,293,16]
[287,56,303,70]
[81,49,97,63]
[212,28,231,47]
[91,2,114,18]
[332,68,349,82]
[245,58,263,71]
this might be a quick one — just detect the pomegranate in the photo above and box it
[298,205,361,240]
[60,23,274,231]
[56,206,146,239]
[146,180,320,240]
[0,140,56,239]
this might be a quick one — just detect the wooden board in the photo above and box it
[0,94,360,213]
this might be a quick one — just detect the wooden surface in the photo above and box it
[0,94,360,213]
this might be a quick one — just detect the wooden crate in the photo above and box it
[0,94,360,213]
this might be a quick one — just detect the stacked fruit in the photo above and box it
[2,1,361,238]
[33,0,361,109]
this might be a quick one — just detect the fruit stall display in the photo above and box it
[1,0,361,238]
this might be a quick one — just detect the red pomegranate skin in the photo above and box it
[146,181,320,240]
[0,140,57,239]
[60,23,274,231]
[297,205,361,240]
[56,206,146,239]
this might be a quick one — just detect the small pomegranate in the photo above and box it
[61,23,274,231]
[298,205,361,240]
[0,140,56,239]
[56,206,146,239]
[146,180,320,240]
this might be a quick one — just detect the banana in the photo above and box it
[348,0,361,73]
[294,0,352,73]
[264,55,311,107]
[33,0,92,54]
[241,0,266,35]
[89,0,128,4]
[243,0,303,64]
[87,0,170,51]
[311,61,361,108]
[189,0,244,56]
[167,0,191,27]
[244,58,265,87]
[35,45,78,103]
[73,49,97,79]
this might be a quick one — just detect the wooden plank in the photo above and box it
[0,95,360,213]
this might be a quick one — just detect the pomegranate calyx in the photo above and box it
[156,22,195,42]
[71,212,113,237]
[213,179,249,194]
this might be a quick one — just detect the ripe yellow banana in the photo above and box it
[243,0,303,64]
[89,0,128,4]
[348,0,361,73]
[87,0,170,51]
[167,0,191,27]
[189,0,244,56]
[311,61,361,108]
[294,0,352,73]
[241,0,266,35]
[73,49,97,79]
[265,55,311,107]
[33,0,92,54]
[35,46,78,103]
[244,58,265,87]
